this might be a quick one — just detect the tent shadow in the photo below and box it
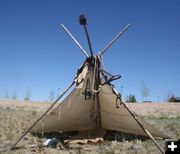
[104,130,149,142]
[10,145,25,150]
[32,130,149,142]
[32,131,79,140]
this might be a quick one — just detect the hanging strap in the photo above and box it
[100,70,121,86]
[92,57,101,93]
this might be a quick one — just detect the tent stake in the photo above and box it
[11,80,75,150]
[121,102,165,154]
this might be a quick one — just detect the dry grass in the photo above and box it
[0,100,179,153]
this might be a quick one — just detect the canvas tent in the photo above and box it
[12,15,168,153]
[31,58,167,139]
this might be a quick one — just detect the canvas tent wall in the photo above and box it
[31,60,168,139]
[99,85,168,138]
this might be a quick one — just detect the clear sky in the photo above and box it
[0,0,180,102]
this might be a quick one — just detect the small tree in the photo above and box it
[163,90,175,102]
[126,94,137,103]
[4,89,9,99]
[12,91,17,99]
[24,89,31,101]
[49,90,55,102]
[141,82,150,102]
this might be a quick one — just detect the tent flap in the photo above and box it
[31,88,93,133]
[99,85,168,138]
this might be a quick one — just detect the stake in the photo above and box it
[61,24,89,58]
[11,80,75,150]
[99,24,131,56]
[121,102,165,154]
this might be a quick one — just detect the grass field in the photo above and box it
[0,100,179,154]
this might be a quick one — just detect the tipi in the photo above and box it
[12,15,168,153]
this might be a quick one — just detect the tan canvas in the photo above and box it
[31,88,93,133]
[31,62,167,139]
[32,62,94,133]
[99,85,168,138]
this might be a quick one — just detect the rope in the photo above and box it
[83,79,92,100]
[68,93,71,108]
[109,84,121,108]
[41,121,44,137]
[92,57,101,93]
[34,127,37,138]
[58,105,62,120]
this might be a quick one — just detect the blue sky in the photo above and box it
[0,0,180,102]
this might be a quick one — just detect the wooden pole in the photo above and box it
[61,24,89,58]
[99,24,131,56]
[121,102,165,154]
[11,80,75,150]
[79,15,94,58]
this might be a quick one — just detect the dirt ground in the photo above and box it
[0,99,179,117]
[0,99,179,154]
